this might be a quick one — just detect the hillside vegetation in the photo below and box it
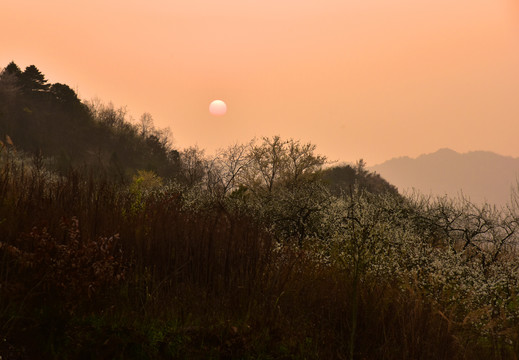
[2,63,519,359]
[0,62,180,179]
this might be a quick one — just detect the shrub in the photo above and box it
[1,216,126,309]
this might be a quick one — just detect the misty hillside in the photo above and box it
[0,61,180,180]
[371,148,519,206]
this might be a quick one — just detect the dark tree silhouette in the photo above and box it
[50,83,80,105]
[4,61,22,78]
[22,65,50,93]
[322,163,399,196]
[0,61,182,180]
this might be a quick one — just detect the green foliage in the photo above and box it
[127,170,164,215]
[131,169,163,193]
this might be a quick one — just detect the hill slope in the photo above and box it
[0,61,180,179]
[371,148,519,206]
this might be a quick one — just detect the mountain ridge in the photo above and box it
[371,148,519,206]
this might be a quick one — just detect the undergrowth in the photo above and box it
[1,149,519,359]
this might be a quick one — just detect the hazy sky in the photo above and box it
[2,0,518,165]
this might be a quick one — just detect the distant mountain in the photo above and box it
[371,148,519,206]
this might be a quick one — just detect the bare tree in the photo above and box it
[179,146,207,186]
[246,136,288,192]
[138,112,154,138]
[246,136,326,192]
[414,195,519,270]
[206,142,251,196]
[285,139,326,183]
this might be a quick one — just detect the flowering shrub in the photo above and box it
[304,187,519,346]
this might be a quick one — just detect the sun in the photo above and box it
[209,100,227,116]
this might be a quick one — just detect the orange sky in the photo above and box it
[2,0,518,165]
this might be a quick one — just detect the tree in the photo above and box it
[50,83,77,103]
[285,139,326,183]
[3,61,22,78]
[245,136,326,192]
[179,146,207,186]
[138,112,154,138]
[0,63,23,139]
[322,162,399,197]
[152,126,172,151]
[246,136,288,192]
[0,66,22,107]
[355,159,368,177]
[50,83,80,105]
[21,65,50,93]
[206,142,251,196]
[266,180,332,245]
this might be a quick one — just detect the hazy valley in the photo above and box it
[372,148,519,207]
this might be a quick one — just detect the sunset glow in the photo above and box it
[3,2,519,353]
[2,0,518,164]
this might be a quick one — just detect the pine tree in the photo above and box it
[3,61,22,78]
[22,65,50,92]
